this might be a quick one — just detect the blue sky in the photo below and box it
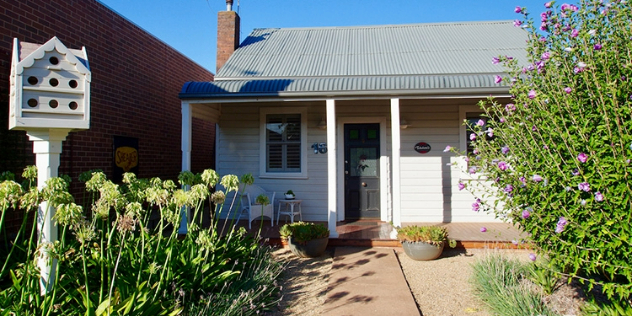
[98,0,550,73]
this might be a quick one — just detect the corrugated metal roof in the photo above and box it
[180,20,527,99]
[217,20,527,79]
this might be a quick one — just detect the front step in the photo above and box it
[267,238,524,249]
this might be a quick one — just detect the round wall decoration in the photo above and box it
[414,142,431,154]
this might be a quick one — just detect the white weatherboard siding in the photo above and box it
[399,99,500,223]
[217,101,330,221]
[215,98,501,223]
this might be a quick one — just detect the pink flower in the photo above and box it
[532,174,543,182]
[515,6,523,13]
[470,133,476,141]
[476,119,485,127]
[480,227,487,232]
[545,1,553,8]
[505,103,516,113]
[472,200,481,212]
[529,253,537,261]
[571,29,579,37]
[541,52,550,60]
[492,57,500,64]
[497,161,508,171]
[528,90,537,99]
[595,192,604,202]
[458,182,465,191]
[521,209,530,219]
[578,182,591,192]
[555,217,568,233]
[443,145,452,152]
[494,75,503,84]
[594,44,602,50]
[577,152,588,163]
[564,87,572,94]
[514,20,523,27]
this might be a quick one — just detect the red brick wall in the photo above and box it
[0,0,216,193]
[216,10,240,73]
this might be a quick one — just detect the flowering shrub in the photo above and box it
[459,0,631,305]
[0,167,281,315]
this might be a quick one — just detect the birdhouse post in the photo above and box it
[9,37,91,294]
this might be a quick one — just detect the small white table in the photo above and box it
[277,199,303,225]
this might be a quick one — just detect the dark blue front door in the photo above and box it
[344,124,380,219]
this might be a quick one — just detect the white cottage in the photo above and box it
[179,5,527,236]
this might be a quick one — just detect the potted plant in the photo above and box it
[396,225,455,261]
[284,190,295,200]
[279,221,329,258]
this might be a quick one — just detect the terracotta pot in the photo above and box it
[288,236,328,258]
[280,239,290,249]
[401,241,444,261]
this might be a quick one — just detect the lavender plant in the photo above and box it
[0,167,282,315]
[456,0,631,306]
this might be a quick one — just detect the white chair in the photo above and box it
[240,184,275,229]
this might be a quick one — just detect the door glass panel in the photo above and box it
[349,130,359,140]
[350,147,378,177]
[367,129,377,139]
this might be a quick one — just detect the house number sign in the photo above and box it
[311,142,327,154]
[414,142,431,154]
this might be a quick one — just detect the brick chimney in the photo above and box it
[216,0,240,73]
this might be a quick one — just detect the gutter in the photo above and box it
[179,87,511,103]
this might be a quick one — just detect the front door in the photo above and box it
[344,123,380,219]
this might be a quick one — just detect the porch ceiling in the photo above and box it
[190,102,220,122]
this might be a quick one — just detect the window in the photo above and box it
[260,107,308,178]
[459,105,485,155]
[465,113,485,156]
[266,114,301,172]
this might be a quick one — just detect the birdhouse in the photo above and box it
[9,36,91,131]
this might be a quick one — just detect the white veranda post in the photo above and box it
[390,98,402,227]
[326,99,338,237]
[27,129,70,294]
[179,101,192,234]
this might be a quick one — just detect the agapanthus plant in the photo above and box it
[0,167,282,315]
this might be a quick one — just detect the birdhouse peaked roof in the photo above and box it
[13,36,91,80]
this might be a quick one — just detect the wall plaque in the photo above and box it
[113,136,139,182]
[414,142,431,154]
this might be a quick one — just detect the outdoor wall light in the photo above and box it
[318,118,327,130]
[400,119,409,129]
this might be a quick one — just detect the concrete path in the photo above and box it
[324,247,420,316]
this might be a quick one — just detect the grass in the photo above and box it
[470,253,557,316]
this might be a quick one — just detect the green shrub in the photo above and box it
[0,167,282,315]
[279,221,329,243]
[454,0,632,304]
[395,225,448,246]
